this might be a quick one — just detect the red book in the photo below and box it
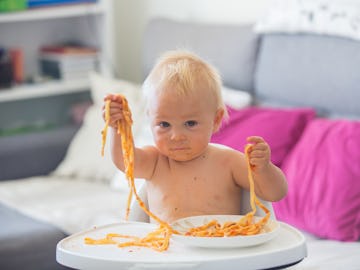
[10,48,24,83]
[40,45,98,55]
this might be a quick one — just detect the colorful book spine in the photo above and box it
[10,48,24,84]
[40,45,98,55]
[27,0,97,8]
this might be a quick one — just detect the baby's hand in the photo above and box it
[102,94,126,128]
[246,136,271,171]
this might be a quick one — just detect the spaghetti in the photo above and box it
[85,95,270,251]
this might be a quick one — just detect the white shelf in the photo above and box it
[0,79,90,102]
[0,0,113,133]
[0,3,104,23]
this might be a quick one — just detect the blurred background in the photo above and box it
[114,0,271,82]
[0,0,268,144]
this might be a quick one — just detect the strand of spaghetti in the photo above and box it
[114,96,170,226]
[244,144,270,227]
[118,99,135,219]
[245,144,257,216]
[100,100,111,157]
[85,233,140,245]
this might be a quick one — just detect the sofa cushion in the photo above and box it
[274,118,360,241]
[0,126,78,181]
[211,106,315,167]
[255,33,360,117]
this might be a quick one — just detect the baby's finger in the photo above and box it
[249,157,267,167]
[104,93,124,102]
[103,94,114,102]
[109,102,123,109]
[107,112,124,126]
[251,142,268,151]
[111,111,124,119]
[247,136,265,144]
[250,149,266,158]
[112,94,125,103]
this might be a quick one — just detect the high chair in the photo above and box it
[57,179,306,270]
[57,179,307,269]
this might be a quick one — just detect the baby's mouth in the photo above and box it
[170,147,189,151]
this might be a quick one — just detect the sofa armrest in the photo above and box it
[0,126,79,181]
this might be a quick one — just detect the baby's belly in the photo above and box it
[148,194,242,224]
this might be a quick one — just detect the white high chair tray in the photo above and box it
[56,221,307,270]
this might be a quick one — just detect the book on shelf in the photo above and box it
[40,45,98,55]
[40,53,98,67]
[40,60,96,80]
[39,45,99,81]
[0,47,24,88]
[27,0,98,8]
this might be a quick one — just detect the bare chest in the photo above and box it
[146,157,242,222]
[155,158,231,192]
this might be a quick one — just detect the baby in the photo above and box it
[103,50,287,223]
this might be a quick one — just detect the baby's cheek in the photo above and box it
[153,133,168,149]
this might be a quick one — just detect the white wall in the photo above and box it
[114,0,271,82]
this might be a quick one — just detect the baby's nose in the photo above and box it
[170,129,186,141]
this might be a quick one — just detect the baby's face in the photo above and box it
[147,87,220,162]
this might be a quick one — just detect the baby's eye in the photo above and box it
[185,120,198,127]
[159,121,170,128]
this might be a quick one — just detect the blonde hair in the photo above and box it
[142,50,228,118]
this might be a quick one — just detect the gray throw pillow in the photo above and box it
[255,33,360,117]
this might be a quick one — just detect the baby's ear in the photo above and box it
[213,108,224,132]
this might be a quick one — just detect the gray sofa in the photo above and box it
[0,127,76,270]
[143,18,360,116]
[1,17,359,270]
[0,126,78,180]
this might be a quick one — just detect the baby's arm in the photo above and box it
[232,136,288,202]
[245,136,287,201]
[102,94,158,179]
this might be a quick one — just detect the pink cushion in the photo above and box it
[274,118,360,241]
[211,106,315,166]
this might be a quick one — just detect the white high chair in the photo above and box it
[57,181,307,270]
[127,182,277,223]
[57,145,308,270]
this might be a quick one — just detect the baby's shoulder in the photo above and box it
[209,143,244,158]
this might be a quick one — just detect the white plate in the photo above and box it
[171,215,280,248]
